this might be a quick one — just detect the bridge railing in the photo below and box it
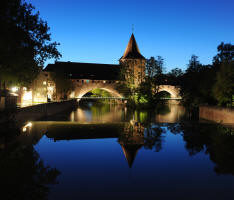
[76,97,127,100]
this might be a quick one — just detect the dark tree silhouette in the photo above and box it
[180,55,216,106]
[213,42,234,65]
[213,61,234,106]
[179,122,234,175]
[144,125,166,152]
[0,123,60,200]
[167,68,184,85]
[0,0,61,88]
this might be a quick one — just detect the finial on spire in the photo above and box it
[132,24,134,33]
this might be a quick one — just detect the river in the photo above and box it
[0,103,233,200]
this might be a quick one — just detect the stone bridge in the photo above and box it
[72,81,181,100]
[72,80,123,100]
[157,85,181,99]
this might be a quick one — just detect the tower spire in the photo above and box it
[120,34,145,60]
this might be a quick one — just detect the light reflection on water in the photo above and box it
[0,103,234,200]
[68,103,186,123]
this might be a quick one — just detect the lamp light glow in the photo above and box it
[11,87,18,92]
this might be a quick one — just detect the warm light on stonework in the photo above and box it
[23,91,32,101]
[11,87,18,92]
[48,86,54,92]
[70,91,75,98]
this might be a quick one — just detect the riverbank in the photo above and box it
[0,99,77,124]
[199,106,234,126]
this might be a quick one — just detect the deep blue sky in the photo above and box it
[27,0,234,71]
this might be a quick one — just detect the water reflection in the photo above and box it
[1,104,234,199]
[67,103,187,124]
[69,103,125,123]
[178,123,234,175]
[0,123,60,200]
[155,104,186,123]
[14,119,234,174]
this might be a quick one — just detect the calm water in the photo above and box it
[0,103,234,200]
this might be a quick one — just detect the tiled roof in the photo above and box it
[44,61,121,80]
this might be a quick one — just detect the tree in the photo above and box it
[167,68,184,85]
[146,56,164,78]
[169,68,183,78]
[213,61,234,106]
[180,55,216,106]
[213,42,234,65]
[136,56,168,106]
[0,0,61,88]
[186,55,202,73]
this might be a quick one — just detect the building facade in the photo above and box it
[27,33,146,103]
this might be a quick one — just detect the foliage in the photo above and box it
[180,55,216,106]
[166,68,184,85]
[137,56,165,106]
[136,79,152,105]
[116,82,132,98]
[0,0,61,88]
[144,125,166,152]
[213,42,234,65]
[213,61,234,106]
[91,88,111,97]
[146,56,164,78]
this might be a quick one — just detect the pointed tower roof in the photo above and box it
[121,144,142,168]
[120,33,145,60]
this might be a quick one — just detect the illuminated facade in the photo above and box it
[29,33,146,103]
[18,34,180,105]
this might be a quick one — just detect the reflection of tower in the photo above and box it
[121,144,142,168]
[119,33,146,87]
[119,121,145,168]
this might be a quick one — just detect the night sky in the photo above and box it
[26,0,234,71]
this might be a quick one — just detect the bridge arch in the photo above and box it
[157,85,181,98]
[74,82,123,100]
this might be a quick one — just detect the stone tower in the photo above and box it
[119,33,146,87]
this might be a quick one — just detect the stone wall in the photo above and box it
[0,97,5,110]
[13,99,77,124]
[199,106,234,125]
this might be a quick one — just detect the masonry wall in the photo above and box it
[199,106,234,124]
[13,99,77,124]
[0,97,5,110]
